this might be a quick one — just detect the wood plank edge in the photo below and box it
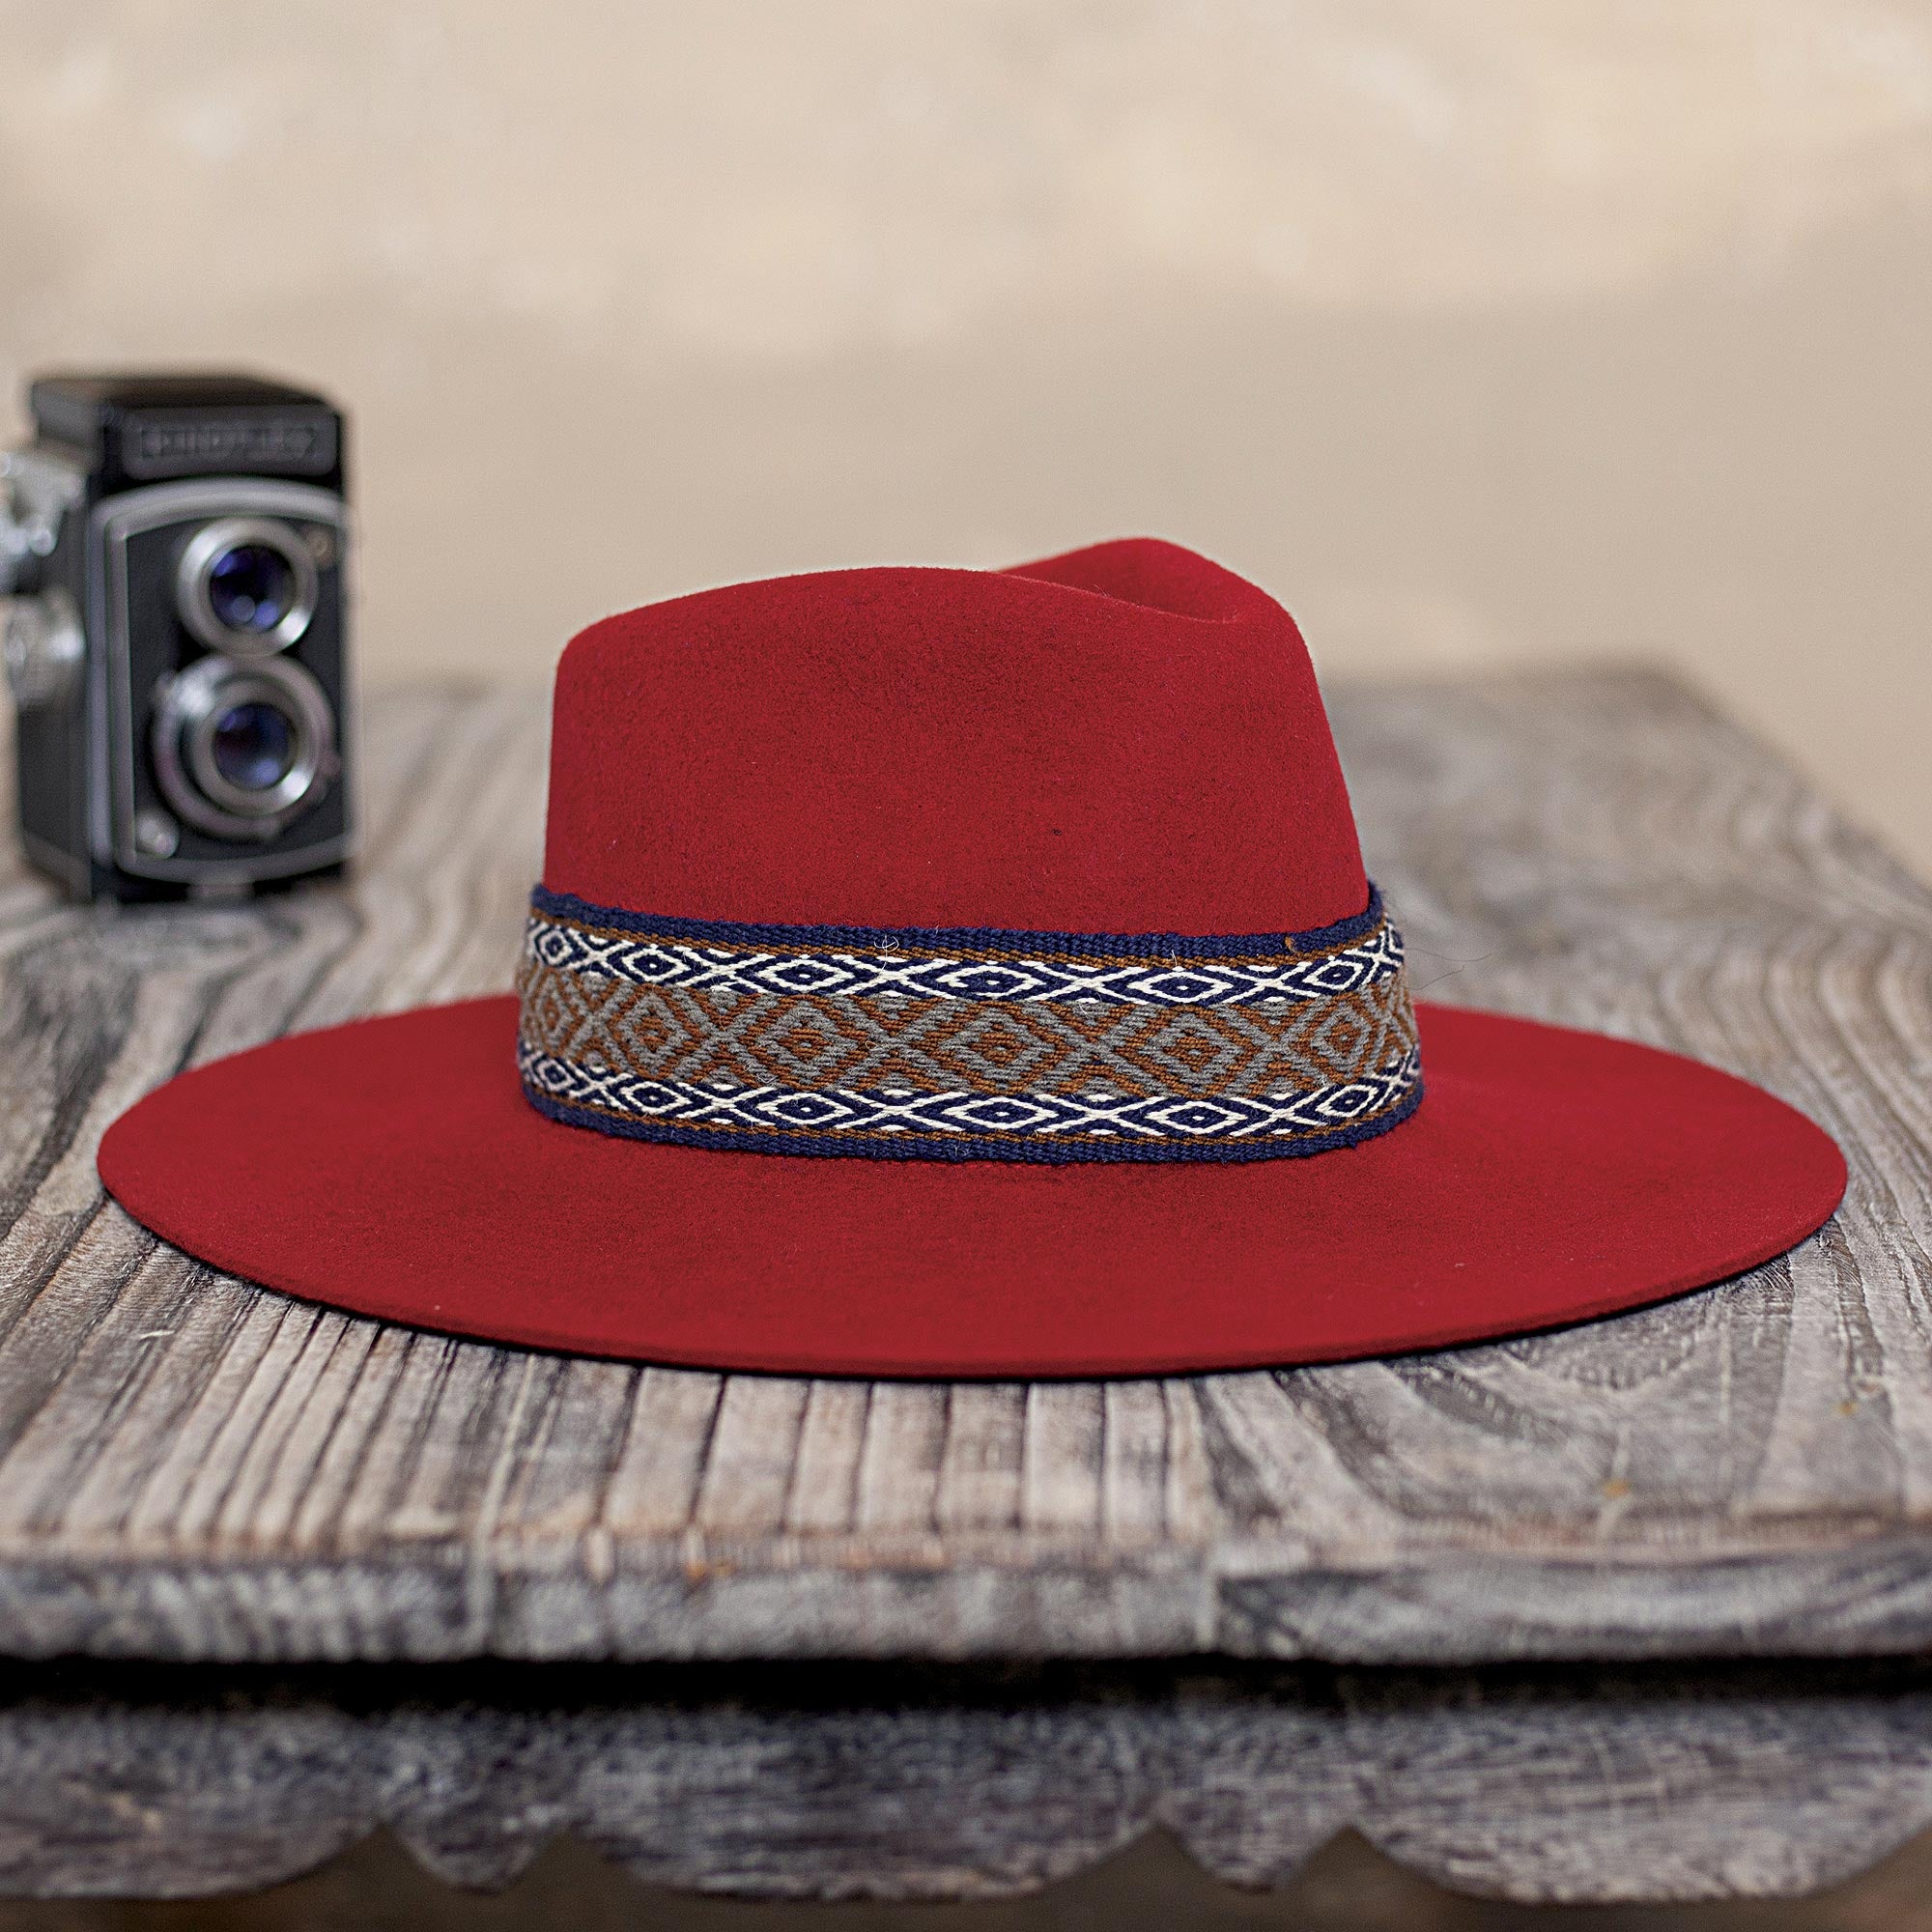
[0,1534,1931,1661]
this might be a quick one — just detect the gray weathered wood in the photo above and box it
[0,670,1927,1665]
[0,1658,1929,1906]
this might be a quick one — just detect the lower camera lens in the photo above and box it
[206,545,298,637]
[210,699,298,790]
[149,655,336,843]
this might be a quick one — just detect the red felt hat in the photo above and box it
[99,540,1845,1378]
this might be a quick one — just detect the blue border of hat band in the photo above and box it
[527,883,1390,962]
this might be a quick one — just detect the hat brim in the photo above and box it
[97,996,1845,1378]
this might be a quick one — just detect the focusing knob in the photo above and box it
[0,449,83,597]
[3,589,84,709]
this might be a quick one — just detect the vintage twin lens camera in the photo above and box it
[1,373,353,899]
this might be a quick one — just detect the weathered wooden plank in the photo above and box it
[934,1382,1026,1534]
[782,1378,869,1535]
[854,1384,948,1539]
[1021,1383,1104,1539]
[598,1367,723,1542]
[0,669,1925,1663]
[498,1357,639,1545]
[0,1657,1925,1905]
[1098,1379,1169,1546]
[692,1378,810,1537]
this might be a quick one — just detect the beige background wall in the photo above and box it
[3,1,1930,872]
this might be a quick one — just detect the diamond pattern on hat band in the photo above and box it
[515,886,1424,1164]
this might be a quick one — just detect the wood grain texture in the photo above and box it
[0,670,1928,1665]
[0,1658,1930,1905]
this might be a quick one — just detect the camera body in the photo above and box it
[1,373,353,900]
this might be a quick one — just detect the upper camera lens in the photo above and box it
[210,699,298,790]
[176,518,320,654]
[206,545,297,636]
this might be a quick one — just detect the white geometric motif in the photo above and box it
[523,913,1406,1010]
[520,1044,1423,1147]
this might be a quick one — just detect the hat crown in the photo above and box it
[541,539,1367,936]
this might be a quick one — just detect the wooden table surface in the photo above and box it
[3,668,1932,1909]
[0,669,1928,1669]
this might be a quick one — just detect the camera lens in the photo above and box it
[206,545,298,636]
[175,518,319,654]
[210,699,298,790]
[151,655,336,842]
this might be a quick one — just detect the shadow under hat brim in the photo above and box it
[96,996,1846,1378]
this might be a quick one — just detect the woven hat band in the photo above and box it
[514,885,1422,1164]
